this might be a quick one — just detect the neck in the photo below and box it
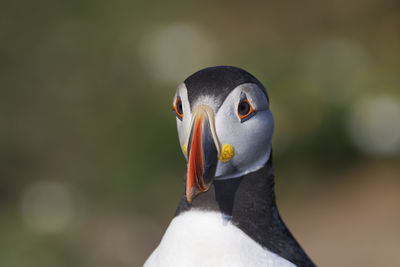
[176,156,275,217]
[175,155,315,267]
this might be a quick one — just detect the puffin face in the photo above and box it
[172,66,274,203]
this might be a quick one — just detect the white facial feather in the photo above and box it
[174,83,191,160]
[215,84,273,179]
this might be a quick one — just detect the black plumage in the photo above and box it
[184,66,269,110]
[176,156,315,267]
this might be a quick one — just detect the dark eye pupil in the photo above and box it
[238,101,250,115]
[177,100,183,115]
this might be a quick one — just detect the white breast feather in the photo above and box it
[144,210,296,267]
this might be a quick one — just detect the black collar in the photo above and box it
[175,157,315,267]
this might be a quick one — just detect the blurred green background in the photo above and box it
[1,0,400,266]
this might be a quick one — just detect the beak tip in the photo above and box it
[186,193,192,204]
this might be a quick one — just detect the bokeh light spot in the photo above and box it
[347,95,400,156]
[20,181,76,233]
[306,37,373,103]
[138,23,220,84]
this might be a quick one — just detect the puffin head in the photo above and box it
[173,66,274,203]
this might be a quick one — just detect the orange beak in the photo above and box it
[185,106,219,203]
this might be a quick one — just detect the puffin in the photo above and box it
[144,66,315,267]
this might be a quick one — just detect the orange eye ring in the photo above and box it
[237,98,254,121]
[174,98,183,120]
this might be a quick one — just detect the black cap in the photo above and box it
[184,66,268,110]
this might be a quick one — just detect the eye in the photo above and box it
[237,98,255,122]
[173,97,183,120]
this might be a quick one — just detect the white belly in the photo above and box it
[144,210,296,267]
